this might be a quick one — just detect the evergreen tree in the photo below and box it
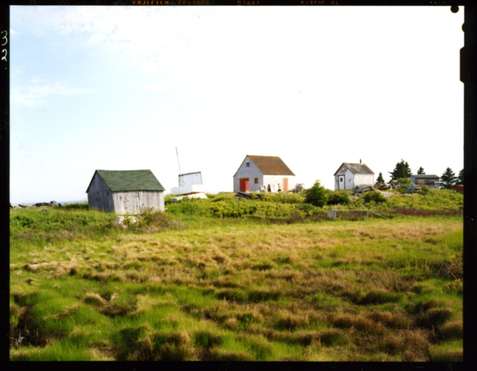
[441,167,457,188]
[375,172,386,190]
[376,172,385,184]
[389,160,412,182]
[417,167,425,175]
[457,169,464,185]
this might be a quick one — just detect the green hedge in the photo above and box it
[166,199,321,219]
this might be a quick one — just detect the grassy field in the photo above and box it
[10,190,463,361]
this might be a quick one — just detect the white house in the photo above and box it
[233,155,296,193]
[86,169,165,214]
[334,162,374,190]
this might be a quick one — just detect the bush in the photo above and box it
[327,191,350,205]
[249,192,305,204]
[362,191,386,204]
[304,181,328,207]
[396,178,412,193]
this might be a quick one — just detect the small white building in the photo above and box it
[171,171,206,195]
[170,171,207,199]
[334,162,375,190]
[86,169,165,214]
[233,155,296,193]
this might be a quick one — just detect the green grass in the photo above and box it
[9,197,463,361]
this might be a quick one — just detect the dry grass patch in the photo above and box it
[330,313,385,335]
[366,310,411,329]
[437,320,463,340]
[113,326,195,361]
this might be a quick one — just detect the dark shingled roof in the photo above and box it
[412,174,440,180]
[87,170,165,193]
[334,163,374,176]
[247,155,295,176]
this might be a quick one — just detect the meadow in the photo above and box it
[10,189,463,361]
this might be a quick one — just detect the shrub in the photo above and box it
[295,203,320,216]
[256,192,305,204]
[327,191,350,205]
[397,178,413,193]
[362,191,386,204]
[304,181,328,207]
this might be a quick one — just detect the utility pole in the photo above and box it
[175,146,181,175]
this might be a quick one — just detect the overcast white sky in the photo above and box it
[10,6,464,203]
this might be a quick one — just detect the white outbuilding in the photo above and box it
[233,155,296,193]
[86,169,165,214]
[334,162,375,190]
[170,171,208,199]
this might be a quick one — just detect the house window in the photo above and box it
[254,177,258,184]
[246,161,250,167]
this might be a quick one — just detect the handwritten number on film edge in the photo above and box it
[1,30,7,62]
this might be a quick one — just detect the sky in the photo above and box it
[10,5,464,204]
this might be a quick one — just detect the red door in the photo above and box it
[240,178,250,192]
[283,178,289,192]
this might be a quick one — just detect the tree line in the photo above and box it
[375,160,463,189]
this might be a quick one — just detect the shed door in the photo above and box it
[283,178,288,192]
[239,178,250,192]
[338,176,345,190]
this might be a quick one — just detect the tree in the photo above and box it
[389,160,412,182]
[376,172,385,184]
[457,169,464,185]
[417,167,425,175]
[441,168,457,188]
[375,172,386,190]
[305,181,328,207]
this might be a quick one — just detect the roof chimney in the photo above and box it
[359,159,362,164]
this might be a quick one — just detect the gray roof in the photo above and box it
[86,170,165,193]
[411,174,439,179]
[334,162,374,176]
